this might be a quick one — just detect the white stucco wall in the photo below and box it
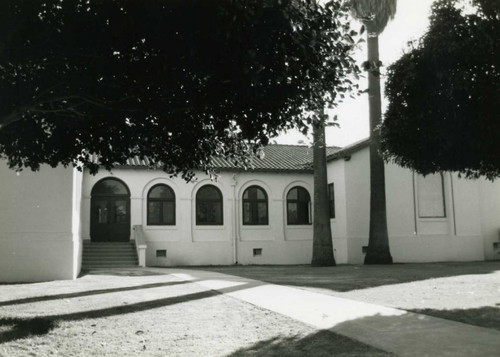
[82,168,314,266]
[327,147,487,264]
[0,162,82,282]
[478,179,500,260]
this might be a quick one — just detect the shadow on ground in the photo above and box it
[227,330,394,357]
[227,310,500,357]
[200,261,500,292]
[0,281,260,344]
[0,279,199,307]
[412,306,500,331]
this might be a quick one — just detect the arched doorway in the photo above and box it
[90,178,131,242]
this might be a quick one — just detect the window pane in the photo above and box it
[297,202,310,224]
[287,188,298,200]
[197,186,221,200]
[247,187,257,200]
[298,187,310,202]
[287,202,298,224]
[211,202,223,224]
[95,200,108,223]
[162,201,175,224]
[256,187,266,200]
[257,202,268,224]
[417,174,446,218]
[149,185,174,199]
[114,200,127,223]
[196,202,208,224]
[92,179,128,195]
[148,201,161,224]
[243,202,252,224]
[197,201,223,225]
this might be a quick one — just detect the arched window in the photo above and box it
[287,186,311,225]
[147,184,175,225]
[242,186,268,225]
[92,178,129,196]
[196,185,223,225]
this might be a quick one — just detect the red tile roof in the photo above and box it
[326,138,370,162]
[120,144,341,173]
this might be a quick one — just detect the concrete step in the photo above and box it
[83,257,138,262]
[83,252,137,257]
[82,263,138,269]
[82,240,139,268]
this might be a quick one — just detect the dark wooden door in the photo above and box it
[90,178,130,242]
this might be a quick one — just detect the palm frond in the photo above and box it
[349,0,397,34]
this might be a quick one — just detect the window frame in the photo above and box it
[416,173,447,219]
[242,185,269,226]
[196,185,224,226]
[286,186,312,226]
[147,184,176,226]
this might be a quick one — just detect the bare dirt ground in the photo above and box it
[0,270,391,357]
[203,261,500,330]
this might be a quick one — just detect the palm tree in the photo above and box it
[311,116,335,266]
[350,0,397,264]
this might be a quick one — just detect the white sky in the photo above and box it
[274,0,435,148]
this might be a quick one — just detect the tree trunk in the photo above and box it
[364,28,393,264]
[311,119,336,267]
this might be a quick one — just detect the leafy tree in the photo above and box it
[381,0,500,180]
[0,0,358,180]
[349,0,396,264]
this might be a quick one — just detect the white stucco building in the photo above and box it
[1,141,499,282]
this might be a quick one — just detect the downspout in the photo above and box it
[231,174,239,264]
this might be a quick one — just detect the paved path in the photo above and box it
[166,268,500,357]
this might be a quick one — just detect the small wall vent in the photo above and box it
[253,248,262,257]
[156,249,167,258]
[362,246,368,254]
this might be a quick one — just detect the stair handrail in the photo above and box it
[133,225,147,267]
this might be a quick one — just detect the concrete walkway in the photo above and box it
[166,268,500,357]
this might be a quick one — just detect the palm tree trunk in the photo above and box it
[311,119,336,266]
[364,29,393,264]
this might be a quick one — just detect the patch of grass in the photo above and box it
[0,273,393,356]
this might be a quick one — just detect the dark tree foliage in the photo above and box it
[0,0,358,178]
[381,0,500,180]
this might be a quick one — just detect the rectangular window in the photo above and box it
[328,183,335,219]
[417,173,446,218]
